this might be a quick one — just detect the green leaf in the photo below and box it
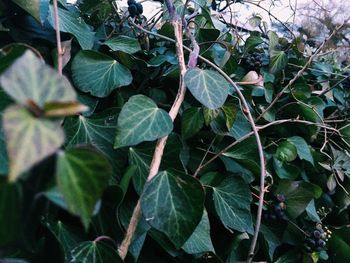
[56,147,112,229]
[276,180,314,219]
[287,136,314,165]
[0,121,8,174]
[270,50,287,73]
[181,107,204,139]
[72,50,132,97]
[48,5,95,50]
[328,228,350,262]
[275,141,298,162]
[229,111,251,139]
[273,157,300,179]
[103,36,141,54]
[184,68,230,109]
[3,105,64,182]
[70,240,123,263]
[268,31,279,50]
[0,178,21,245]
[46,220,82,262]
[12,0,40,22]
[261,224,282,260]
[212,176,253,233]
[0,50,77,108]
[64,108,127,176]
[114,95,173,148]
[182,210,215,254]
[129,134,183,193]
[245,35,263,51]
[141,169,204,248]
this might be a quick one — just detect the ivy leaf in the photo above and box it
[129,134,183,194]
[141,169,204,248]
[12,0,40,22]
[64,108,127,176]
[114,95,173,148]
[275,141,298,162]
[260,224,282,260]
[48,5,95,50]
[3,105,64,182]
[270,50,287,73]
[72,50,132,97]
[70,240,123,263]
[182,210,215,254]
[0,123,8,174]
[0,178,21,245]
[104,36,141,54]
[212,176,254,233]
[46,220,82,262]
[184,68,230,109]
[181,107,204,139]
[56,147,112,229]
[245,35,263,51]
[0,50,77,108]
[276,180,315,219]
[287,136,314,165]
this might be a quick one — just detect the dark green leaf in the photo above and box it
[184,68,230,109]
[245,35,263,51]
[48,5,95,50]
[64,108,127,176]
[141,169,204,248]
[114,95,173,148]
[276,180,314,219]
[0,178,21,245]
[0,50,77,108]
[70,240,123,263]
[182,210,215,254]
[287,136,314,165]
[12,0,40,22]
[72,50,132,97]
[3,105,64,182]
[181,107,204,139]
[212,176,253,233]
[56,147,112,229]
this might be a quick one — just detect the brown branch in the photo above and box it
[118,1,196,259]
[126,21,266,261]
[53,0,63,75]
[256,22,347,122]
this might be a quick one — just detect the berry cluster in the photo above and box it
[128,0,143,18]
[244,51,263,70]
[304,224,331,253]
[263,194,287,221]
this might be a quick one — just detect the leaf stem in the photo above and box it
[53,0,63,75]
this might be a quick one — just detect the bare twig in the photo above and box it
[257,22,346,122]
[117,1,198,259]
[53,0,63,75]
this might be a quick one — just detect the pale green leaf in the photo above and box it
[212,176,253,233]
[184,68,230,109]
[72,50,132,97]
[114,95,173,148]
[141,170,204,248]
[104,36,141,54]
[270,50,287,73]
[275,141,298,162]
[0,50,77,108]
[3,105,64,182]
[56,147,112,229]
[48,5,95,50]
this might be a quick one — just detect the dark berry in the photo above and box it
[275,194,285,202]
[135,3,143,14]
[313,230,321,239]
[317,239,326,247]
[128,4,137,18]
[127,0,136,5]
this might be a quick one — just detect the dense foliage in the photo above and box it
[0,0,350,262]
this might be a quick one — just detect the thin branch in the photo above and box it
[118,1,197,259]
[53,0,63,75]
[257,22,346,122]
